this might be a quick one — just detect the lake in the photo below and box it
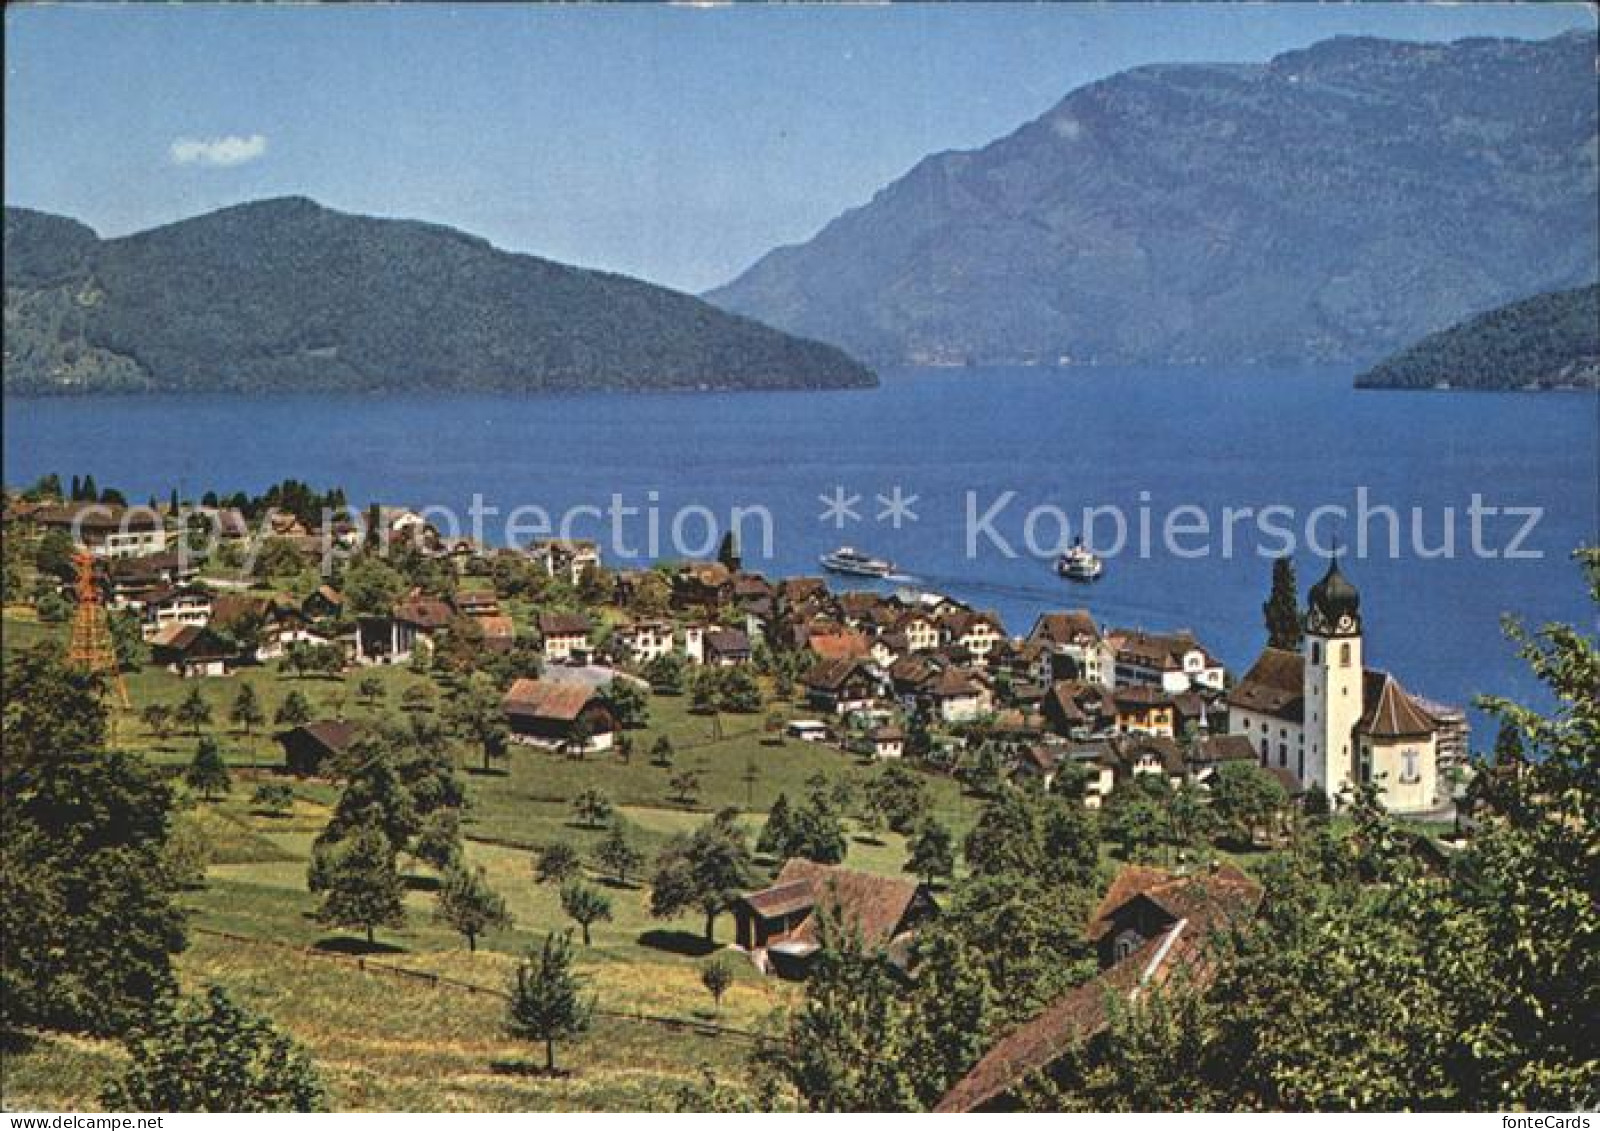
[6,366,1596,734]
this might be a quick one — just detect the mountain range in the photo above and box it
[1356,283,1599,391]
[2,199,875,395]
[707,31,1598,369]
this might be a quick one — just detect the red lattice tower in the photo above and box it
[67,549,130,709]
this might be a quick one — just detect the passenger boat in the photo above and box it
[820,545,896,578]
[1056,541,1104,581]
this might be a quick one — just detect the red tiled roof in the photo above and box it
[537,611,592,637]
[502,678,596,722]
[938,864,1262,1112]
[1359,670,1437,739]
[1030,610,1101,647]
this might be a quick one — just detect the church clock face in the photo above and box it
[1338,614,1355,632]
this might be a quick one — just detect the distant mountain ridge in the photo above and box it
[707,31,1599,369]
[1356,284,1599,391]
[2,198,875,395]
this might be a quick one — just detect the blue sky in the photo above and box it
[6,2,1594,293]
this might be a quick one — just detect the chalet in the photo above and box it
[939,609,1007,666]
[1107,628,1226,693]
[149,624,240,678]
[704,627,753,667]
[502,676,617,752]
[805,658,886,716]
[734,858,939,976]
[890,610,942,653]
[1111,734,1186,787]
[867,725,905,760]
[921,667,992,724]
[538,611,593,664]
[478,614,516,654]
[529,538,602,585]
[1028,609,1115,687]
[673,562,734,610]
[109,549,201,606]
[277,719,361,776]
[935,863,1262,1112]
[395,594,455,635]
[1043,679,1114,738]
[453,590,501,618]
[34,502,171,559]
[140,585,215,639]
[1112,685,1176,737]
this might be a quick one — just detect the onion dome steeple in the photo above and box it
[1306,557,1361,636]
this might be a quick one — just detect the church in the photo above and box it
[1228,559,1444,814]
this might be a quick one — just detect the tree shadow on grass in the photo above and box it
[637,929,716,958]
[488,1059,572,1079]
[597,877,641,891]
[403,873,441,893]
[311,934,407,956]
[464,766,511,778]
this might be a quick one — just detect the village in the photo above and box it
[1,479,1490,1110]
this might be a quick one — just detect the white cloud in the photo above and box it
[169,134,268,167]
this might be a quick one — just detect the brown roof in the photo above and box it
[289,719,361,755]
[1109,629,1215,671]
[938,864,1263,1113]
[805,657,876,693]
[537,611,592,637]
[1113,685,1172,709]
[1228,647,1305,723]
[33,502,165,533]
[502,677,597,722]
[209,594,270,633]
[807,629,871,662]
[746,859,926,950]
[477,614,515,639]
[1112,735,1186,776]
[1030,610,1101,647]
[705,627,751,655]
[1359,670,1437,739]
[395,596,454,630]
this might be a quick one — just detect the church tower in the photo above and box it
[1302,558,1363,801]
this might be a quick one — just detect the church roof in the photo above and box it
[1228,647,1304,723]
[1359,670,1437,739]
[1308,558,1361,624]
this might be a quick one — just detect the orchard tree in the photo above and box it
[274,689,313,730]
[506,932,594,1074]
[185,737,232,801]
[250,782,296,817]
[1210,761,1288,848]
[596,823,644,886]
[313,822,406,946]
[700,954,736,1013]
[230,683,266,740]
[572,788,614,829]
[142,703,174,741]
[101,988,323,1112]
[175,684,213,736]
[650,734,676,768]
[435,866,513,953]
[906,818,956,887]
[534,841,581,885]
[649,810,755,942]
[559,880,613,946]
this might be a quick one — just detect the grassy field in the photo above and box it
[2,605,982,1110]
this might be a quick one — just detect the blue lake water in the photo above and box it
[7,367,1596,733]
